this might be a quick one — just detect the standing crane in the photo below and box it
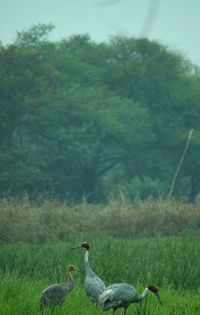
[99,283,162,315]
[40,264,78,313]
[73,241,106,303]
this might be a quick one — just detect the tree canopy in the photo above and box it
[0,24,200,202]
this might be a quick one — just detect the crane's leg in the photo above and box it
[124,307,127,315]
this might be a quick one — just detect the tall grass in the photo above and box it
[0,237,200,290]
[0,237,200,314]
[1,275,199,315]
[0,196,200,243]
[1,197,200,314]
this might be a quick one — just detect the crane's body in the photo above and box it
[99,283,161,315]
[40,282,73,308]
[73,242,106,303]
[84,249,106,302]
[40,265,77,312]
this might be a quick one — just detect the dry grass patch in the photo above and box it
[0,196,200,243]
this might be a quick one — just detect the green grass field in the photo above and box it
[0,237,200,315]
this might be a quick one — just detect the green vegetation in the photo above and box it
[1,197,199,314]
[0,237,200,314]
[1,23,200,314]
[0,24,200,202]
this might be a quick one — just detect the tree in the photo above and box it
[1,28,200,201]
[15,23,55,47]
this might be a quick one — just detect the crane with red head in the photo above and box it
[99,283,162,315]
[72,242,106,303]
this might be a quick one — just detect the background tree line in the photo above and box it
[0,23,200,202]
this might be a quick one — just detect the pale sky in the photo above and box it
[0,0,200,65]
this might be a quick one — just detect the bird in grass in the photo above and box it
[72,241,106,303]
[40,264,78,313]
[99,283,162,315]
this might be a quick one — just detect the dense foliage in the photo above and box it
[1,24,200,202]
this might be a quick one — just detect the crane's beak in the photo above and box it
[71,245,81,250]
[154,291,162,305]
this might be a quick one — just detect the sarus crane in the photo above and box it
[40,264,78,313]
[73,241,106,303]
[99,283,162,315]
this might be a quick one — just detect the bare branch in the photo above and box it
[159,129,194,226]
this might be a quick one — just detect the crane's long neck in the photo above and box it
[67,271,75,288]
[84,250,94,275]
[133,287,149,303]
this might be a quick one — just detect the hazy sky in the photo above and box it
[0,0,199,65]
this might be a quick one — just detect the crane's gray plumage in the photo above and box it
[40,265,78,312]
[99,283,161,315]
[84,249,106,302]
[73,242,106,303]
